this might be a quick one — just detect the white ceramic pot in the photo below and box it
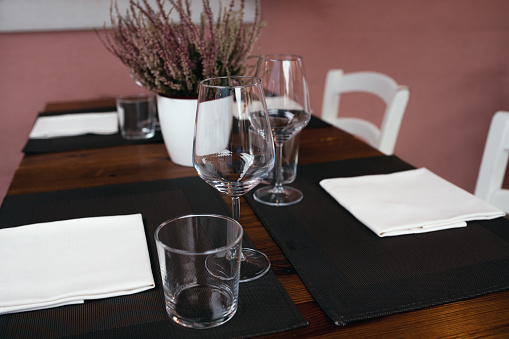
[156,95,198,167]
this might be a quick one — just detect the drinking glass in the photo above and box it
[253,54,311,206]
[193,76,275,282]
[116,93,156,140]
[155,214,243,329]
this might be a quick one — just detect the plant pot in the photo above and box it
[156,95,198,167]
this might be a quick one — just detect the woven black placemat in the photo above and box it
[22,108,163,154]
[0,176,306,338]
[307,114,331,129]
[22,111,328,154]
[246,155,509,326]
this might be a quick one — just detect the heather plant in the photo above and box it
[99,0,264,98]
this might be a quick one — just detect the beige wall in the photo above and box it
[1,0,509,201]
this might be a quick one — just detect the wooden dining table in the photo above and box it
[4,98,509,338]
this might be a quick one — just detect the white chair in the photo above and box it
[321,69,410,155]
[475,111,509,212]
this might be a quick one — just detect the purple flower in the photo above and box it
[98,0,265,98]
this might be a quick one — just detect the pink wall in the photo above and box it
[1,0,509,201]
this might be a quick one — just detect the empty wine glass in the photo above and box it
[193,76,275,282]
[253,54,311,206]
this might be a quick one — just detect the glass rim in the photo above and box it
[259,54,304,61]
[154,214,244,255]
[116,93,155,103]
[200,76,262,89]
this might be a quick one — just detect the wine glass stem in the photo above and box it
[231,196,246,262]
[274,142,285,193]
[232,196,240,222]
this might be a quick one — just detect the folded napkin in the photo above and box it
[29,112,118,138]
[0,214,155,314]
[320,168,505,237]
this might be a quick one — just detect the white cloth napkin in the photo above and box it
[320,168,505,237]
[0,214,155,314]
[29,113,118,138]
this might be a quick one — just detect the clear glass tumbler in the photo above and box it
[116,93,156,140]
[155,214,243,329]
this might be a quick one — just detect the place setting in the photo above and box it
[246,154,509,325]
[0,178,306,338]
[22,93,163,154]
[237,54,509,326]
[21,95,327,157]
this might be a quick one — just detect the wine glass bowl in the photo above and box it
[253,54,311,206]
[193,76,275,282]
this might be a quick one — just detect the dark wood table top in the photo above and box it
[6,98,509,338]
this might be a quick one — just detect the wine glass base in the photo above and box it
[206,247,270,283]
[253,186,303,206]
[240,248,271,282]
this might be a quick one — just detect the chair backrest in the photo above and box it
[475,111,509,212]
[321,69,410,155]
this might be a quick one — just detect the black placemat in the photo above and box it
[22,110,327,154]
[0,177,306,338]
[22,108,163,154]
[246,155,509,326]
[307,114,331,129]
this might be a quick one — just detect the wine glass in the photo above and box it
[193,76,275,282]
[253,54,311,206]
